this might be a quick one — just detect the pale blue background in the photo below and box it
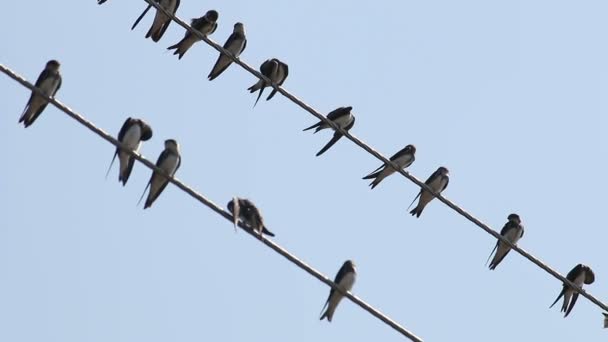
[1,1,607,341]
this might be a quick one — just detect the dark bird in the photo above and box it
[227,197,275,237]
[486,214,524,270]
[247,58,289,107]
[138,139,181,209]
[105,118,153,186]
[550,264,595,317]
[167,10,218,59]
[18,60,62,128]
[603,312,608,328]
[132,0,180,42]
[363,145,416,189]
[98,0,107,4]
[320,260,357,322]
[303,106,355,157]
[408,166,449,218]
[208,22,247,80]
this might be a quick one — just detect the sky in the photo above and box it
[1,1,608,341]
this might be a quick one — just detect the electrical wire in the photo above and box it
[0,62,424,342]
[135,0,608,314]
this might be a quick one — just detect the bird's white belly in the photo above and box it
[334,114,354,128]
[394,154,413,168]
[160,154,179,175]
[339,272,356,292]
[122,127,142,151]
[39,77,59,97]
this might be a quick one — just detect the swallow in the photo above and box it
[247,58,289,107]
[167,10,218,59]
[18,60,62,128]
[362,145,416,189]
[303,106,355,157]
[603,313,608,328]
[408,166,450,218]
[207,22,247,81]
[550,264,595,317]
[226,197,275,237]
[105,118,153,186]
[320,260,357,322]
[486,214,524,270]
[131,0,180,43]
[138,139,181,209]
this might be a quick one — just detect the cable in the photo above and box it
[0,63,424,342]
[134,0,608,314]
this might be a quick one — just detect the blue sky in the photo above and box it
[1,1,608,341]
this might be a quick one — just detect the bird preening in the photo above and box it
[247,58,289,107]
[549,264,595,318]
[106,117,153,186]
[227,197,275,237]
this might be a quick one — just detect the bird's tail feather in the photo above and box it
[132,4,152,30]
[137,182,151,207]
[550,290,564,309]
[485,244,498,268]
[105,152,118,180]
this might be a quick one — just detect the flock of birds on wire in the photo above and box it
[11,0,607,330]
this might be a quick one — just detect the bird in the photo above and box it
[247,58,289,107]
[486,214,524,270]
[227,197,275,237]
[303,106,355,157]
[138,139,181,209]
[97,0,107,4]
[408,166,450,218]
[208,22,247,81]
[320,260,357,322]
[362,145,416,189]
[550,264,595,317]
[18,60,62,128]
[131,0,180,43]
[603,313,608,328]
[167,10,218,59]
[105,118,153,186]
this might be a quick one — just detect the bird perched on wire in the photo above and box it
[208,22,247,81]
[320,260,357,322]
[227,197,275,237]
[550,264,595,317]
[167,10,218,59]
[408,166,449,218]
[486,213,524,270]
[362,145,416,189]
[247,58,289,107]
[303,106,355,157]
[138,139,181,209]
[131,0,180,42]
[105,118,153,186]
[18,60,62,128]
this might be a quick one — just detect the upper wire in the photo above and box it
[136,0,608,313]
